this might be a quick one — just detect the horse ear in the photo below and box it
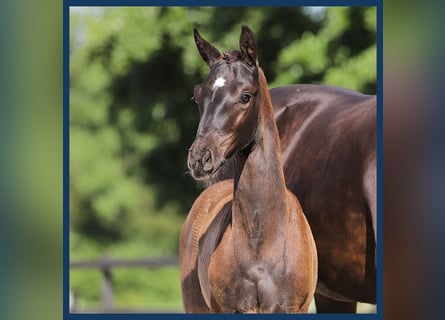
[194,28,222,68]
[239,25,258,67]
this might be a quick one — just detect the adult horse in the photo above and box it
[179,25,318,313]
[273,84,376,313]
[187,26,377,313]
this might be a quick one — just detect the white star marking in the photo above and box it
[212,77,226,90]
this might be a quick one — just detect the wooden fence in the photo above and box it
[70,256,180,313]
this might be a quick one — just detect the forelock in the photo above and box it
[222,50,242,63]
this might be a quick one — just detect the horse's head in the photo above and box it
[188,25,261,181]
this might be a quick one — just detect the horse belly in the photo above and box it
[315,224,376,303]
[291,174,375,303]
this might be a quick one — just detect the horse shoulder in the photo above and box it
[183,180,232,244]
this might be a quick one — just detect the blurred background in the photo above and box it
[69,6,376,313]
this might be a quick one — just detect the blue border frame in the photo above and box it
[63,1,383,319]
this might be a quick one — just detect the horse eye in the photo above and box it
[239,93,251,104]
[191,96,197,104]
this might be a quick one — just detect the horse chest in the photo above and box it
[208,252,280,312]
[205,228,302,313]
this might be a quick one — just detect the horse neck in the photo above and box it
[231,68,289,252]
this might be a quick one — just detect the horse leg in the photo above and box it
[314,293,357,313]
[181,268,210,313]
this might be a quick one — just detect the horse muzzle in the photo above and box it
[188,144,215,179]
[188,139,226,181]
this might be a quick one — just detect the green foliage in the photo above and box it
[113,267,182,310]
[71,267,182,311]
[70,268,102,309]
[273,7,376,91]
[69,6,376,311]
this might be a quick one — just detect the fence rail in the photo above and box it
[70,256,180,313]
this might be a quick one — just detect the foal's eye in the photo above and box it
[239,93,251,104]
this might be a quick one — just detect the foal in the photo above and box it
[179,26,317,313]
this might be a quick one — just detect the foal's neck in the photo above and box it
[232,68,288,252]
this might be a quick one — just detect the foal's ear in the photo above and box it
[239,25,258,67]
[194,28,222,68]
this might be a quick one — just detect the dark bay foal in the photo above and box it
[179,26,317,313]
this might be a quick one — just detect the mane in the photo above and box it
[258,67,275,119]
[256,66,285,172]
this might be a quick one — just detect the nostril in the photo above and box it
[187,156,197,171]
[202,149,213,172]
[203,149,211,162]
